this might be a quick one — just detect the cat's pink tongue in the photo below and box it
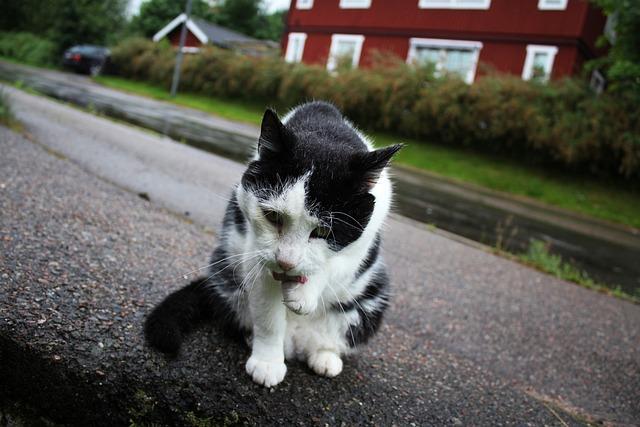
[272,271,307,284]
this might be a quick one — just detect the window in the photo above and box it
[296,0,313,9]
[538,0,568,10]
[285,33,307,63]
[327,34,365,71]
[407,38,482,83]
[419,0,491,9]
[340,0,372,8]
[522,45,558,82]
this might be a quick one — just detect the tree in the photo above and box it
[212,0,285,41]
[589,0,640,100]
[128,0,215,38]
[0,0,127,52]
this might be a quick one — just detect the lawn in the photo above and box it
[95,75,640,230]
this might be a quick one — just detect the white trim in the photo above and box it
[327,34,365,71]
[522,44,558,82]
[537,0,568,10]
[407,37,483,84]
[181,46,201,53]
[419,0,491,10]
[284,32,307,63]
[296,0,314,9]
[339,0,372,8]
[152,13,208,44]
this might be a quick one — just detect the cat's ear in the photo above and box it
[257,109,290,158]
[351,144,404,190]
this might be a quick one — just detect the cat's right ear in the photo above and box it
[257,109,290,159]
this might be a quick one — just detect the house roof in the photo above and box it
[152,13,258,48]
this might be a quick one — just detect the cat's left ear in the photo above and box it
[351,144,404,190]
[257,109,292,159]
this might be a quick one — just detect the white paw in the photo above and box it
[245,356,287,387]
[308,351,343,378]
[283,295,317,316]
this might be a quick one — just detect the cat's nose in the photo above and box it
[276,259,295,272]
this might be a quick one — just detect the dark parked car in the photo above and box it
[62,45,110,76]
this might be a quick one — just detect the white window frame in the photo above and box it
[284,32,307,63]
[522,44,558,82]
[327,34,365,71]
[340,0,372,8]
[296,0,313,9]
[406,38,483,84]
[537,0,568,10]
[418,0,491,10]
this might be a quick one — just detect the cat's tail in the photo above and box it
[144,277,214,355]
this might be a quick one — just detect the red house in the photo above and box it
[282,0,607,83]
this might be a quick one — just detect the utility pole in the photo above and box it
[170,0,193,98]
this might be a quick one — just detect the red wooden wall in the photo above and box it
[284,0,606,80]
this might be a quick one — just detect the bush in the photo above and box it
[0,32,57,66]
[109,37,640,180]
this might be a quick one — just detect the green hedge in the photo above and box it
[110,38,640,180]
[0,32,57,67]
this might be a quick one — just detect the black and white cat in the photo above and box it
[145,101,402,387]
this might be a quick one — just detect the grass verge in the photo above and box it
[0,90,21,131]
[517,239,638,303]
[94,75,640,230]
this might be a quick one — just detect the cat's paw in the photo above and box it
[283,295,317,316]
[245,356,287,387]
[308,350,343,378]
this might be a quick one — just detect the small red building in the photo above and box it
[153,14,277,56]
[283,0,607,83]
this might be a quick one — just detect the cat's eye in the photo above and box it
[310,226,331,239]
[263,209,283,228]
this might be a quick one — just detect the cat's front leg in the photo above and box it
[246,277,287,387]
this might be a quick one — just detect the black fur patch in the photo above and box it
[355,234,380,279]
[222,191,246,234]
[144,247,249,354]
[343,270,390,347]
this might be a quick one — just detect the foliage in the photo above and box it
[211,0,285,41]
[0,0,127,54]
[109,38,640,180]
[518,239,638,302]
[0,32,57,66]
[589,0,640,102]
[0,90,18,129]
[128,0,215,38]
[520,240,595,285]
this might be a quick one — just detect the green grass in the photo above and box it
[95,75,640,230]
[517,239,638,303]
[0,90,20,131]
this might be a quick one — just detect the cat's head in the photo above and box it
[237,108,401,281]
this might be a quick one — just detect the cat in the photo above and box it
[145,101,402,387]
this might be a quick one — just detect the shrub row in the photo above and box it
[110,38,640,180]
[0,32,57,67]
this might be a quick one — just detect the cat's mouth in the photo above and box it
[272,271,308,285]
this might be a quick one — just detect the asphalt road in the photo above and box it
[1,87,639,425]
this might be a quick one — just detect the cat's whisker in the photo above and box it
[331,216,365,232]
[334,281,371,324]
[179,250,264,279]
[325,282,357,347]
[330,211,365,230]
